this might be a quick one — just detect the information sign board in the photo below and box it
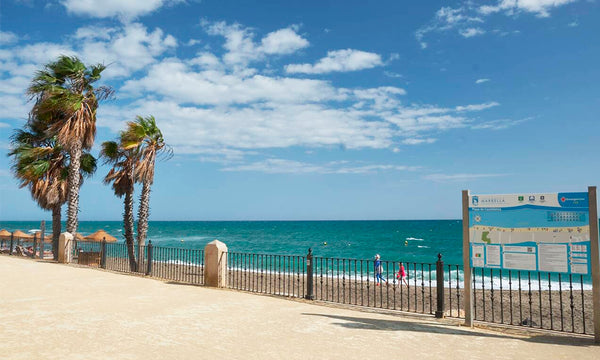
[469,192,591,274]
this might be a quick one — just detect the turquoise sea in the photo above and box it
[0,220,462,264]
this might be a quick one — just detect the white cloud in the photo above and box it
[78,23,177,78]
[479,0,577,18]
[0,94,29,121]
[260,28,309,55]
[11,43,76,65]
[186,39,202,46]
[0,23,176,81]
[423,173,508,182]
[0,31,18,45]
[455,102,499,112]
[384,71,403,78]
[204,21,309,67]
[459,28,485,38]
[471,117,530,130]
[221,158,418,174]
[415,5,484,48]
[60,0,183,20]
[352,87,407,110]
[0,23,178,124]
[98,99,396,152]
[285,49,383,74]
[402,138,437,145]
[475,78,490,84]
[73,25,118,40]
[121,58,344,105]
[0,19,504,160]
[417,0,578,47]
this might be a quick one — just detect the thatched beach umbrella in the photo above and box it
[12,230,33,241]
[84,230,117,243]
[0,229,11,239]
[31,231,53,243]
[74,233,86,241]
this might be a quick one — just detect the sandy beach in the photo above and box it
[1,255,599,360]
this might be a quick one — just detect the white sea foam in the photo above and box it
[406,237,424,241]
[417,245,430,249]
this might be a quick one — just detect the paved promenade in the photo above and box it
[1,256,598,359]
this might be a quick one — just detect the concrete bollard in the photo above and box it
[58,232,73,264]
[204,240,228,287]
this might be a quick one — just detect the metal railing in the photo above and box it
[227,252,306,298]
[471,268,592,334]
[151,245,204,285]
[310,254,462,318]
[2,238,595,336]
[71,241,205,286]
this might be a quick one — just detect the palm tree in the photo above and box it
[100,140,137,271]
[9,123,96,259]
[27,55,113,235]
[121,115,171,259]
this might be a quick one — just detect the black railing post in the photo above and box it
[305,248,314,300]
[101,239,107,269]
[9,233,14,256]
[436,253,445,318]
[146,241,153,276]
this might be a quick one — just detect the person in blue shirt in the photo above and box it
[374,254,387,285]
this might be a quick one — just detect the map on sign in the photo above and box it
[469,192,591,274]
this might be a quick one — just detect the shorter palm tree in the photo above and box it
[121,115,172,260]
[100,140,137,271]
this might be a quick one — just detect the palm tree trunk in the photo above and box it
[66,141,82,234]
[137,181,151,260]
[124,170,137,272]
[52,205,61,261]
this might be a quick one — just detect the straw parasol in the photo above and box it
[12,230,33,240]
[31,231,53,243]
[0,229,11,240]
[74,233,86,241]
[84,230,117,242]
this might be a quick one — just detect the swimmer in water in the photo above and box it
[404,240,408,246]
[323,241,328,246]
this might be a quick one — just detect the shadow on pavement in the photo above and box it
[302,313,596,347]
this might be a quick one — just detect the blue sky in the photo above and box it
[0,0,598,221]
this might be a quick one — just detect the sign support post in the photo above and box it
[588,186,600,343]
[462,190,473,327]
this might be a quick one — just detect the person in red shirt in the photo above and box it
[396,262,408,286]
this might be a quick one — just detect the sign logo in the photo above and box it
[529,195,535,201]
[540,195,545,202]
[518,196,524,202]
[561,196,566,202]
[472,196,479,206]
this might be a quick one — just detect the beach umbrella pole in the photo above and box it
[39,221,45,260]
